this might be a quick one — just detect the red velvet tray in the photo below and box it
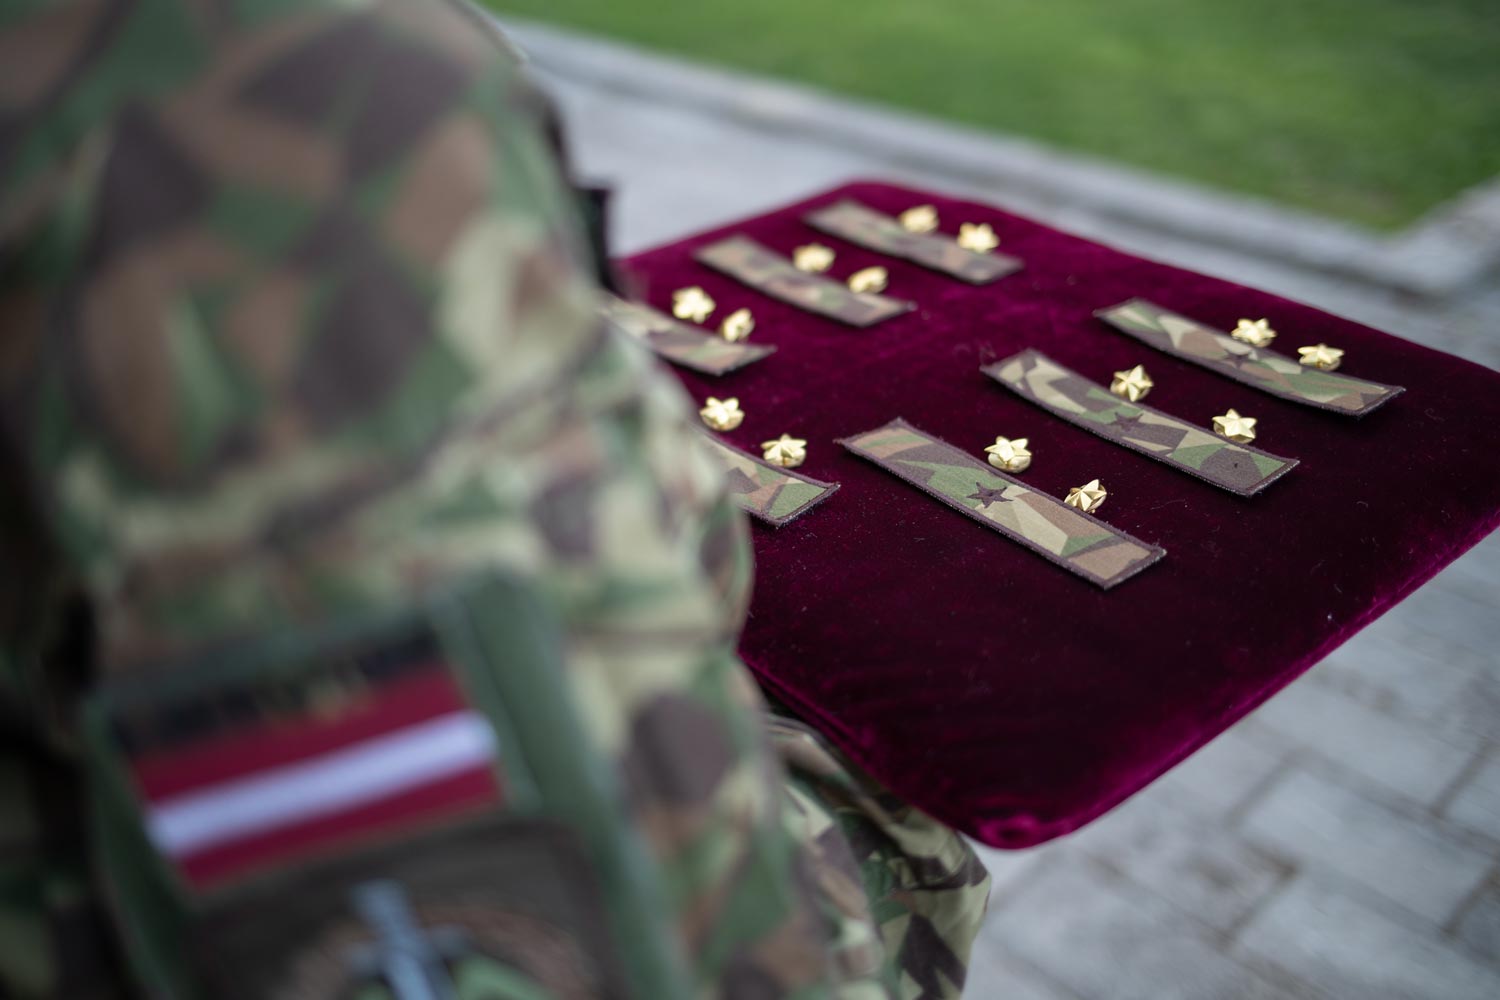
[620,181,1500,848]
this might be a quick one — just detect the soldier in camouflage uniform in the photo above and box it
[0,2,988,998]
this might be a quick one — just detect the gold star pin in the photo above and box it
[957,222,999,254]
[699,396,744,432]
[1211,408,1257,443]
[984,436,1032,473]
[793,244,835,273]
[761,434,807,468]
[1296,343,1344,371]
[672,286,715,323]
[719,307,754,342]
[1232,318,1277,348]
[1110,364,1154,402]
[1064,479,1107,513]
[899,204,939,234]
[847,266,889,294]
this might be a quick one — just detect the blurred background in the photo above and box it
[486,0,1500,230]
[485,2,1499,998]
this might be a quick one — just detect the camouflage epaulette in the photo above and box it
[1097,300,1404,416]
[984,350,1298,496]
[696,235,914,327]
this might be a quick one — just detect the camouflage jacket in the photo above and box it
[0,2,987,997]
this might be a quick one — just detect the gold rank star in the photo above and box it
[847,266,889,294]
[793,243,835,273]
[699,396,744,432]
[761,434,807,468]
[899,204,939,234]
[957,222,999,254]
[1212,408,1257,443]
[984,436,1032,473]
[1110,364,1154,402]
[1064,478,1107,513]
[672,286,715,323]
[1297,343,1344,371]
[720,307,754,342]
[1232,318,1277,348]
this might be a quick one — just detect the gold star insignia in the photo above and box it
[899,204,938,234]
[957,222,999,254]
[1110,364,1154,402]
[1296,343,1344,371]
[1064,478,1107,513]
[672,286,715,323]
[719,307,754,342]
[699,397,744,432]
[1231,318,1277,348]
[847,266,889,294]
[792,244,835,273]
[761,434,807,468]
[1211,408,1257,443]
[984,436,1032,473]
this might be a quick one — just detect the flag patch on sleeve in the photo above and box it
[109,634,504,891]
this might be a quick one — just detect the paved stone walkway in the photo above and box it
[518,29,1500,999]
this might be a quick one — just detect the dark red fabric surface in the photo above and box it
[621,181,1500,848]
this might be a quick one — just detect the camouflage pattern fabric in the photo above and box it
[695,235,914,327]
[804,200,1021,285]
[600,293,775,376]
[841,420,1166,589]
[984,350,1299,496]
[701,436,841,527]
[1097,300,1404,416]
[771,715,991,1000]
[0,1,996,997]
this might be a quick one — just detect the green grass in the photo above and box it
[484,0,1500,230]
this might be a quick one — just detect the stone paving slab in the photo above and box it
[1236,877,1500,1000]
[1066,793,1292,934]
[1454,881,1500,959]
[1445,750,1500,840]
[1242,769,1492,925]
[983,855,1299,1000]
[504,23,1500,998]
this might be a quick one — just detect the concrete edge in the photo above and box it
[502,18,1500,299]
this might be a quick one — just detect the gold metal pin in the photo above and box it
[1231,318,1277,348]
[1211,408,1257,443]
[761,434,807,468]
[957,222,999,254]
[984,436,1032,473]
[1296,343,1344,371]
[793,244,836,273]
[719,307,754,342]
[672,286,715,323]
[1110,364,1154,402]
[847,266,889,294]
[700,396,745,432]
[1064,479,1107,513]
[899,204,939,234]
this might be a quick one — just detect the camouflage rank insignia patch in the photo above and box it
[984,350,1299,496]
[1096,299,1405,416]
[701,435,839,527]
[840,419,1165,589]
[695,235,914,327]
[601,293,775,375]
[804,199,1023,284]
[108,633,503,890]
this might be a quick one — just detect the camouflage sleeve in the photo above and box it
[771,715,992,1000]
[0,1,880,997]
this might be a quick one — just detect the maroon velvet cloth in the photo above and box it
[622,181,1500,848]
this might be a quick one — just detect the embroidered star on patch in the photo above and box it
[967,483,1014,507]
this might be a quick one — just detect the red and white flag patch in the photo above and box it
[116,650,502,890]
